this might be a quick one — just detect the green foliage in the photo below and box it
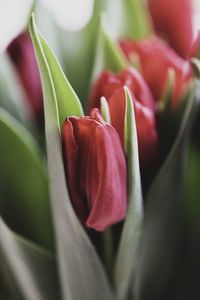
[114,87,143,300]
[29,14,114,300]
[0,108,54,251]
[135,82,198,300]
[0,217,60,300]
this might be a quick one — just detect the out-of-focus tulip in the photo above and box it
[148,0,199,58]
[7,33,43,120]
[62,108,127,231]
[119,37,193,109]
[89,68,158,169]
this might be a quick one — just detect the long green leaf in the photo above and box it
[0,217,60,300]
[114,87,143,300]
[135,81,199,300]
[30,14,113,300]
[0,108,54,251]
[90,13,127,87]
[38,32,83,128]
[184,143,200,223]
[170,142,200,300]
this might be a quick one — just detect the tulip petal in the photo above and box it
[62,119,87,224]
[86,122,127,231]
[120,37,193,108]
[62,109,127,232]
[148,0,198,58]
[89,68,158,169]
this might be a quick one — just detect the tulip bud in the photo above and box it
[119,37,193,109]
[7,33,43,121]
[62,108,127,231]
[89,68,158,169]
[148,0,199,58]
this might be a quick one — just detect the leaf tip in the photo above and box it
[100,96,110,124]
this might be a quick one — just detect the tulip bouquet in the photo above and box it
[1,0,200,299]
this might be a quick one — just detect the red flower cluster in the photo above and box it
[62,0,196,231]
[89,68,158,169]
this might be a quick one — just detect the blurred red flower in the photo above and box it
[89,68,158,169]
[119,37,193,109]
[7,33,43,121]
[148,0,199,58]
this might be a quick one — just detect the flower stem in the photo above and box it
[103,227,113,277]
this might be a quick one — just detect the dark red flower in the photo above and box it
[119,37,193,109]
[62,108,127,231]
[89,68,158,169]
[7,33,43,121]
[148,0,199,58]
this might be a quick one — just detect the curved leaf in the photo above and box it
[0,217,60,300]
[114,87,143,300]
[90,13,127,86]
[29,14,113,300]
[38,32,83,128]
[0,108,54,251]
[135,81,199,300]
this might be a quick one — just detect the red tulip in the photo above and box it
[119,37,193,109]
[148,0,199,58]
[89,68,158,169]
[7,33,43,121]
[62,108,127,231]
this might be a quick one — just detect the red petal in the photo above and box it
[86,123,127,231]
[89,68,155,112]
[62,109,127,231]
[119,37,193,109]
[108,88,158,169]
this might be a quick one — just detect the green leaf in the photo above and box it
[29,14,113,300]
[114,87,143,300]
[158,68,175,112]
[106,0,153,40]
[191,58,200,78]
[184,144,200,223]
[100,96,110,123]
[0,108,54,251]
[135,81,199,300]
[38,32,83,128]
[0,217,60,300]
[90,13,127,85]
